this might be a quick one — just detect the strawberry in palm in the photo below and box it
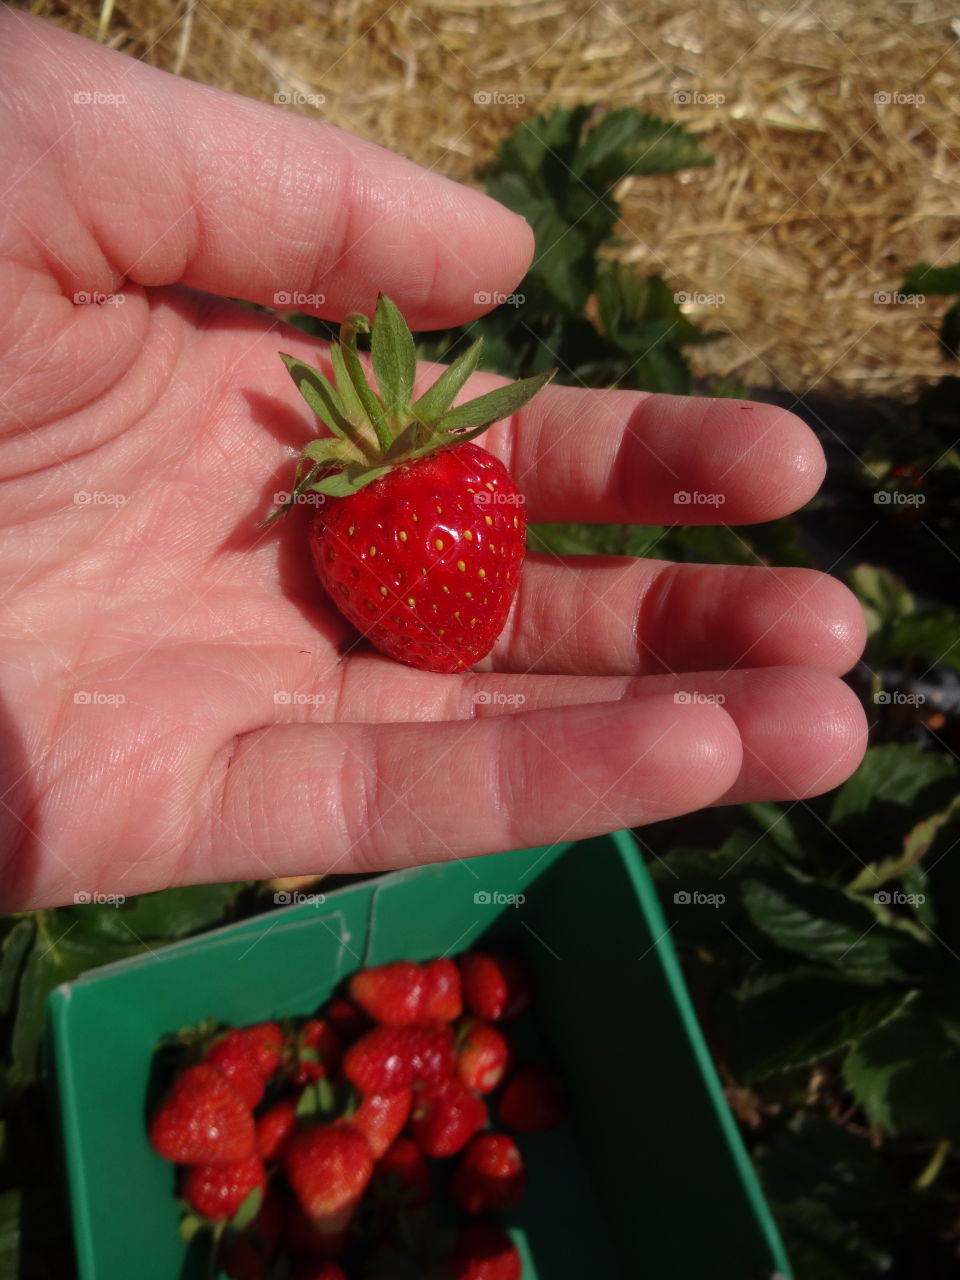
[271,296,553,673]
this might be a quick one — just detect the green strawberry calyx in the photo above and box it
[265,293,555,524]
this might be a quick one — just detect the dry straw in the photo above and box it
[25,0,960,396]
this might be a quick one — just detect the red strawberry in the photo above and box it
[451,1222,522,1280]
[205,1033,268,1108]
[421,957,462,1021]
[409,1077,487,1158]
[272,296,552,673]
[240,1021,284,1079]
[291,1019,343,1085]
[285,1123,374,1237]
[348,961,426,1026]
[291,1263,348,1280]
[372,1137,432,1208]
[459,953,532,1023]
[219,1189,284,1280]
[183,1154,266,1222]
[256,1095,299,1162]
[343,1023,453,1094]
[451,1134,526,1214]
[326,997,370,1043]
[346,1088,412,1159]
[455,1019,509,1094]
[498,1065,566,1132]
[150,1064,256,1165]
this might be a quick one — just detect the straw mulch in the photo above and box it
[20,0,960,397]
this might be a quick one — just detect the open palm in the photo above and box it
[0,12,867,909]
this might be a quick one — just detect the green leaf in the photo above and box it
[279,354,353,441]
[58,883,244,947]
[310,463,393,497]
[733,968,910,1082]
[844,995,960,1142]
[846,564,913,636]
[440,370,554,433]
[0,921,34,1016]
[828,744,957,872]
[410,339,484,426]
[231,1185,262,1230]
[901,261,960,295]
[849,795,960,891]
[371,295,417,424]
[887,606,960,672]
[0,1190,20,1279]
[11,919,141,1085]
[572,108,713,188]
[741,864,932,982]
[330,343,366,423]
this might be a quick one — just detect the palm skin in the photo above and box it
[0,12,867,909]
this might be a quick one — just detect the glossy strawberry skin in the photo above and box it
[343,1023,454,1094]
[256,1096,299,1163]
[183,1154,266,1222]
[149,1064,256,1165]
[409,1076,487,1158]
[498,1064,567,1132]
[451,1222,522,1280]
[451,1134,526,1214]
[459,953,532,1023]
[372,1137,432,1208]
[421,957,463,1022]
[346,1088,413,1159]
[348,961,426,1026]
[310,444,525,674]
[285,1123,374,1236]
[455,1019,509,1094]
[205,1035,268,1108]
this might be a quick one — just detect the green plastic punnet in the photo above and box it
[45,833,793,1279]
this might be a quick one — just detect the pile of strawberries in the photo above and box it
[148,951,565,1279]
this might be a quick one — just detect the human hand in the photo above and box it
[0,13,866,908]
